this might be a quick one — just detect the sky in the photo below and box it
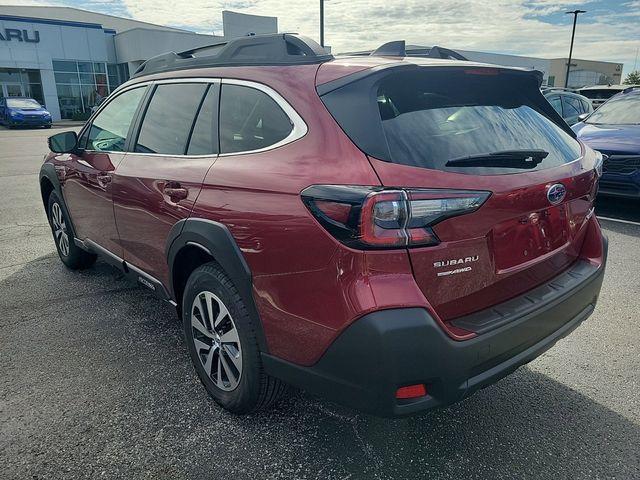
[10,0,640,75]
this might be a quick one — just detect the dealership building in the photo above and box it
[0,6,276,120]
[0,5,625,121]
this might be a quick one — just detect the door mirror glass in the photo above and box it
[48,131,78,153]
[577,113,589,122]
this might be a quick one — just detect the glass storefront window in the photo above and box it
[55,72,79,84]
[0,69,23,82]
[52,60,77,72]
[95,73,108,86]
[56,84,82,118]
[77,62,93,73]
[27,83,45,106]
[79,73,95,84]
[1,68,45,107]
[53,59,110,118]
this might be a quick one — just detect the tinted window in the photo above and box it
[374,71,581,174]
[562,95,583,116]
[547,96,562,115]
[220,84,293,154]
[187,84,219,155]
[586,93,640,125]
[87,87,145,152]
[136,83,208,155]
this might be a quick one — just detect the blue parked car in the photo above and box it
[0,97,52,128]
[572,87,640,199]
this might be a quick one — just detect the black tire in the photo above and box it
[44,124,52,129]
[182,262,286,414]
[47,191,96,270]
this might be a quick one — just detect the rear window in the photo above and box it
[322,69,582,174]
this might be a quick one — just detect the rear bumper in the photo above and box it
[264,236,608,417]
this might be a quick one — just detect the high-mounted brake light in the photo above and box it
[464,68,500,76]
[301,186,490,249]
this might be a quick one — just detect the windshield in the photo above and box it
[586,93,640,125]
[7,98,42,109]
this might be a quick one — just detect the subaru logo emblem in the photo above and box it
[547,183,566,205]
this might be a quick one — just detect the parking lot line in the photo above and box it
[597,216,640,227]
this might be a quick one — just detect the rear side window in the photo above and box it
[187,84,220,155]
[219,84,293,154]
[86,87,145,152]
[547,96,562,115]
[322,69,582,175]
[562,95,584,116]
[135,83,208,155]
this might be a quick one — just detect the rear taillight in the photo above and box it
[302,185,490,249]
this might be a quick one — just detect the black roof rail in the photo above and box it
[133,33,333,78]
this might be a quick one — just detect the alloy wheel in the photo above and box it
[191,291,243,391]
[51,202,70,257]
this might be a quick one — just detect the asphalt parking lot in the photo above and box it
[1,126,639,480]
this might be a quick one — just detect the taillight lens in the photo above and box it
[302,185,490,249]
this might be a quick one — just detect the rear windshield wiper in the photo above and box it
[445,149,549,168]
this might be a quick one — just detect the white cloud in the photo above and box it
[115,0,640,73]
[9,0,640,74]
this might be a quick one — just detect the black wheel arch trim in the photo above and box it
[166,217,269,352]
[39,163,79,239]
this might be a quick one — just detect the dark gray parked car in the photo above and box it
[543,88,594,126]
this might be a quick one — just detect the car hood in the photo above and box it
[572,122,640,154]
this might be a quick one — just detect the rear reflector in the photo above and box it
[396,384,427,399]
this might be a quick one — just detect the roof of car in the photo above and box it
[579,84,636,91]
[132,34,541,85]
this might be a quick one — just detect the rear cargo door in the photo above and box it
[320,66,599,320]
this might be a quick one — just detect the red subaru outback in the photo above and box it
[41,34,607,417]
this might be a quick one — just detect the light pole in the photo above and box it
[320,0,325,47]
[564,9,586,88]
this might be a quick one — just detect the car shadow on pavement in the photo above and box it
[1,255,639,480]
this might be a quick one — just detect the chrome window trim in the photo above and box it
[81,77,307,157]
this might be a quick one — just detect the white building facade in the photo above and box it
[0,6,277,120]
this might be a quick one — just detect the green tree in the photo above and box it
[623,70,640,85]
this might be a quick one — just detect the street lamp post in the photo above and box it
[564,9,586,88]
[320,0,325,47]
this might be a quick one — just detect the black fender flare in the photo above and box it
[166,218,269,352]
[39,163,80,239]
[39,163,63,205]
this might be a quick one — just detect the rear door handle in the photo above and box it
[163,183,188,202]
[96,173,112,188]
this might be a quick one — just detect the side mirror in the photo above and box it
[48,131,79,153]
[577,113,589,122]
